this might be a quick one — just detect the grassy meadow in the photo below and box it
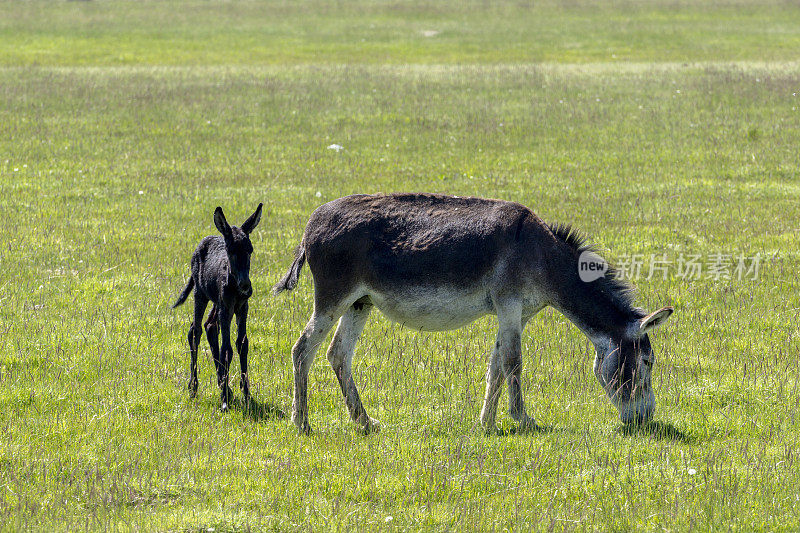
[1,0,800,530]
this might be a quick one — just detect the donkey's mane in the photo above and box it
[546,222,644,318]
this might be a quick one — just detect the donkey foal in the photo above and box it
[173,203,263,411]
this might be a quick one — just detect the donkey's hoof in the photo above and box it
[361,417,381,435]
[480,413,498,434]
[293,415,312,435]
[518,416,539,433]
[220,402,229,412]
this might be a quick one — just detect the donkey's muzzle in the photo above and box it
[620,408,653,425]
[239,281,252,297]
[617,391,655,425]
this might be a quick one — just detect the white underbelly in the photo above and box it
[367,286,493,331]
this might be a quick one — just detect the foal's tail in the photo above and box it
[172,277,194,308]
[272,243,306,295]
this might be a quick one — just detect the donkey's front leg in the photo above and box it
[501,327,536,430]
[235,302,251,404]
[326,303,379,434]
[479,338,504,433]
[493,301,537,431]
[291,312,337,434]
[188,295,209,398]
[204,306,222,385]
[217,307,235,411]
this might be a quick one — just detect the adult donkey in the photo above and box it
[274,193,673,434]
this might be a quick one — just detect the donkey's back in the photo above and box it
[276,193,548,327]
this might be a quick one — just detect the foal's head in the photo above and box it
[593,307,673,424]
[213,203,263,297]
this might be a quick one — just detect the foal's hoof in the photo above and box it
[219,386,233,412]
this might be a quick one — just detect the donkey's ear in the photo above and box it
[634,306,673,337]
[213,207,232,239]
[241,203,263,235]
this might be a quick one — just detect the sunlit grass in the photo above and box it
[3,0,800,65]
[1,1,800,530]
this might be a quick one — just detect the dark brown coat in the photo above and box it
[275,193,672,434]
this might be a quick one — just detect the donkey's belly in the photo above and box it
[367,287,492,331]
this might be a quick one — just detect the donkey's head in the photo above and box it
[214,203,263,297]
[593,307,673,424]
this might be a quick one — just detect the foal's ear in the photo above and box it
[631,306,674,338]
[241,203,263,235]
[213,207,232,239]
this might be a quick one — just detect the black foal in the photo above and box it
[173,203,263,410]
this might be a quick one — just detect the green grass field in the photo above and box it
[2,1,800,530]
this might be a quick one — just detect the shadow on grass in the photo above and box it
[236,397,287,423]
[494,424,558,437]
[197,394,286,422]
[616,420,695,444]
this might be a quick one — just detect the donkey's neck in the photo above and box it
[537,222,643,344]
[548,273,640,344]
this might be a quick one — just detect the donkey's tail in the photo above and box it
[272,243,306,295]
[172,277,194,308]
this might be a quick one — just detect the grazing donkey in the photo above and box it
[173,203,263,411]
[274,193,673,435]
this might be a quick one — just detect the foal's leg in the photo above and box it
[216,306,235,411]
[325,303,378,433]
[291,311,338,435]
[204,306,222,383]
[187,294,209,398]
[235,302,251,403]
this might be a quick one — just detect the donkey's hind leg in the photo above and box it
[326,301,378,434]
[291,311,338,435]
[188,294,209,398]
